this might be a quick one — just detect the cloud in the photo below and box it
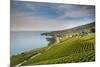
[55,5,95,20]
[11,1,95,18]
[11,1,95,31]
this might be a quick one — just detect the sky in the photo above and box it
[11,0,95,31]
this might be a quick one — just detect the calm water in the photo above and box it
[10,31,48,55]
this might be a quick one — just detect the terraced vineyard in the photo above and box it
[20,33,95,66]
[33,50,95,65]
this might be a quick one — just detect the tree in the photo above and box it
[91,28,95,33]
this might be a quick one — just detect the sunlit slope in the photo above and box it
[33,50,94,65]
[10,47,46,66]
[22,34,95,65]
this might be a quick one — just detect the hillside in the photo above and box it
[10,22,95,67]
[41,22,95,46]
[21,33,95,65]
[41,22,95,36]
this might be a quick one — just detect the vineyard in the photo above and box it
[21,33,95,66]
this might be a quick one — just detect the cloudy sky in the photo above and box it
[11,0,95,31]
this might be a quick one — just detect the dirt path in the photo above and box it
[15,53,41,67]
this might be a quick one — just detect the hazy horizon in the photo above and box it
[11,22,94,32]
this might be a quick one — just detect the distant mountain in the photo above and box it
[41,22,95,36]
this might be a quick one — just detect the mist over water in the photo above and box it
[10,31,48,55]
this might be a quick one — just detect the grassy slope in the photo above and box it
[22,33,95,66]
[10,47,46,66]
[33,50,95,65]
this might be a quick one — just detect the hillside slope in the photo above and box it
[22,33,95,66]
[41,22,95,36]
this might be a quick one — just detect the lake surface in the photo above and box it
[10,31,48,55]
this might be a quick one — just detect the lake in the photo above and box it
[10,31,48,55]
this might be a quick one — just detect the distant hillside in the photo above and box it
[41,22,95,36]
[41,22,95,46]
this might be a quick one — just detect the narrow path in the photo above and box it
[46,43,56,51]
[46,46,52,51]
[30,53,41,60]
[15,53,41,67]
